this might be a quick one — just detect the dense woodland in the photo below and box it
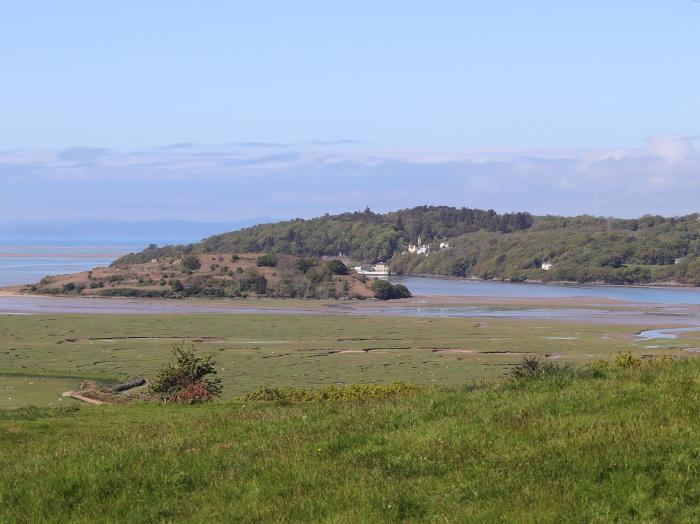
[115,206,700,285]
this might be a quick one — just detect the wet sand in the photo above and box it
[1,292,699,328]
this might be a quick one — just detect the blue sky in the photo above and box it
[1,1,699,221]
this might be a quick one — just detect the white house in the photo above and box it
[407,235,429,255]
[541,261,553,271]
[439,241,450,250]
[353,262,390,276]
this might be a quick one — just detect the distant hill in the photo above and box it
[113,206,700,286]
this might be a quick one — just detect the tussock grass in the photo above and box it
[242,381,420,402]
[3,360,700,522]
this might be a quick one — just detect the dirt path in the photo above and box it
[61,391,106,405]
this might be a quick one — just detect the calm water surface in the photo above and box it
[4,244,700,311]
[0,242,141,287]
[390,276,700,305]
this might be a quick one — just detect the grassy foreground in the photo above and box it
[3,361,700,522]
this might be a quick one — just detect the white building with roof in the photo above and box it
[407,236,429,255]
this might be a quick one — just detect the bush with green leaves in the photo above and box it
[295,257,318,272]
[614,351,642,369]
[148,345,222,402]
[371,279,412,300]
[256,254,278,267]
[326,259,349,275]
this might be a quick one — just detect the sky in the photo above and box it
[1,1,699,222]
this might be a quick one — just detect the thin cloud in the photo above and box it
[216,153,301,167]
[155,142,196,150]
[308,139,363,146]
[4,139,700,221]
[56,147,111,162]
[227,141,289,148]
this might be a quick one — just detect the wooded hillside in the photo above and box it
[114,206,700,285]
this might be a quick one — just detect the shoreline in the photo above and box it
[0,286,654,308]
[3,292,700,329]
[3,274,699,298]
[392,273,697,290]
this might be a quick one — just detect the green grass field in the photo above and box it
[1,313,691,408]
[3,361,700,522]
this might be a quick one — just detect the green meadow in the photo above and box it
[3,361,700,522]
[1,313,689,408]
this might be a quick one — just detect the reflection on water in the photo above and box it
[376,306,620,319]
[389,276,700,305]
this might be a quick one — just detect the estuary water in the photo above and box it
[389,276,700,305]
[4,242,700,317]
[0,241,141,287]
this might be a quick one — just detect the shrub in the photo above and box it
[295,257,318,272]
[326,259,349,275]
[592,358,610,369]
[371,280,412,300]
[393,284,411,298]
[509,355,543,378]
[181,255,201,271]
[308,267,333,283]
[243,382,419,402]
[508,355,584,380]
[148,345,222,402]
[646,354,677,369]
[257,254,278,267]
[615,351,642,369]
[172,380,214,403]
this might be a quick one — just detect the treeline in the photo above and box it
[389,216,700,285]
[114,207,700,285]
[115,206,534,265]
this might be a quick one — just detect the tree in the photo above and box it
[181,255,201,271]
[256,254,278,267]
[148,345,222,402]
[371,280,412,300]
[295,257,318,272]
[326,259,349,275]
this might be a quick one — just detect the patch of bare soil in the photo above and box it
[62,378,142,405]
[61,390,106,405]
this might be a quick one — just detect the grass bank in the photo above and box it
[3,360,700,522]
